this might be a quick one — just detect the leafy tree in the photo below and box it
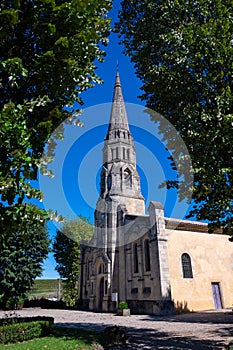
[0,205,49,309]
[116,0,233,233]
[0,0,111,301]
[53,216,93,306]
[0,0,111,230]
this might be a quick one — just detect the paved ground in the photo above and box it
[1,308,233,349]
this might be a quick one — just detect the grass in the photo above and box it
[28,279,63,299]
[0,327,103,350]
[0,336,91,349]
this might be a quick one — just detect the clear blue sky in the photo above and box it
[38,0,194,279]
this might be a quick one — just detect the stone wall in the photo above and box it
[167,228,233,311]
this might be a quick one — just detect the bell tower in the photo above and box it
[80,70,174,315]
[81,71,145,311]
[87,70,146,312]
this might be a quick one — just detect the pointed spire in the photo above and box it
[100,70,145,211]
[106,69,130,139]
[112,68,125,103]
[114,62,121,90]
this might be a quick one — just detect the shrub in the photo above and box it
[103,326,127,346]
[0,318,53,344]
[0,316,54,327]
[225,344,233,350]
[24,298,66,309]
[118,301,128,310]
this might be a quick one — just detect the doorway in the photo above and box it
[211,282,223,309]
[99,277,104,310]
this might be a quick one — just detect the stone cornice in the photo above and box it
[165,217,223,234]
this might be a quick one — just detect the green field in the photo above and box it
[28,279,63,300]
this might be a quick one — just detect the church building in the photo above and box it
[79,71,233,314]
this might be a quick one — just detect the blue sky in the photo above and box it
[39,0,144,279]
[38,0,194,279]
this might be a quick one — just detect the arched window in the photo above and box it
[144,239,151,272]
[107,174,112,191]
[133,243,139,273]
[98,263,104,274]
[124,168,132,188]
[181,253,193,278]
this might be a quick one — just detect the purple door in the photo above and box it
[211,283,223,309]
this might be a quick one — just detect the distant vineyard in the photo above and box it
[28,279,63,300]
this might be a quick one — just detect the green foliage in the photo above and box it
[225,345,233,350]
[0,323,126,349]
[0,337,95,350]
[0,326,104,350]
[0,0,111,310]
[0,319,52,344]
[0,209,49,309]
[0,0,111,208]
[118,301,128,309]
[53,216,94,306]
[116,0,233,232]
[0,316,54,327]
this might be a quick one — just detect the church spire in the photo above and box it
[105,70,130,139]
[98,70,145,215]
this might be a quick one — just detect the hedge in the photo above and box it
[0,317,54,344]
[24,298,66,309]
[0,316,54,327]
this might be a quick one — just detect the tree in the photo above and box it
[0,0,111,302]
[0,0,111,230]
[53,216,93,306]
[116,0,233,233]
[0,205,49,309]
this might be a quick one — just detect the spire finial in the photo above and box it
[115,62,121,87]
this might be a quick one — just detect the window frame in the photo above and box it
[181,253,193,279]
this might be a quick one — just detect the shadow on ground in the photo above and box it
[121,327,230,350]
[140,311,233,325]
[55,321,232,350]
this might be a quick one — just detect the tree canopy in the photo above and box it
[0,0,111,213]
[0,207,49,309]
[0,0,111,303]
[53,216,93,305]
[116,0,233,233]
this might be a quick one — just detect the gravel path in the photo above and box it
[1,308,233,349]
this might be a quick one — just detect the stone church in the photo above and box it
[79,71,233,314]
